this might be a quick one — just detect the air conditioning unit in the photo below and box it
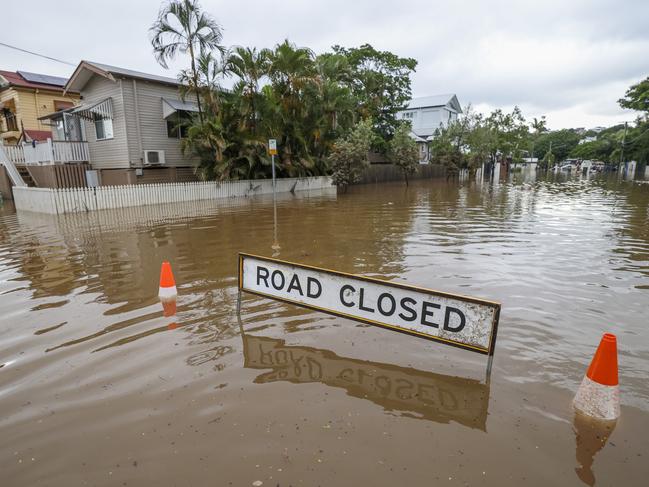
[143,150,165,166]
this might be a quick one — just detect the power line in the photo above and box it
[0,41,75,67]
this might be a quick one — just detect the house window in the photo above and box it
[54,100,74,111]
[94,116,113,140]
[166,111,191,139]
[2,109,18,131]
[403,111,414,120]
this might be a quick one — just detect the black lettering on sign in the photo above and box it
[398,297,417,322]
[258,344,273,365]
[359,288,375,313]
[340,284,355,307]
[307,277,322,298]
[257,266,270,287]
[421,301,441,328]
[271,270,285,290]
[377,293,396,317]
[395,378,415,400]
[443,306,466,332]
[286,274,304,296]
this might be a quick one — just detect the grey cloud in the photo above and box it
[2,0,647,129]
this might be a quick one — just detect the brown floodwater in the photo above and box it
[1,172,648,486]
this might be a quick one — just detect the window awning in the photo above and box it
[409,131,427,143]
[38,107,75,121]
[72,97,113,121]
[162,97,199,119]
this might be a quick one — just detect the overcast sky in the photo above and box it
[3,0,648,129]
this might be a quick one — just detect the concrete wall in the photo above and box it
[13,187,57,212]
[13,176,333,214]
[0,166,13,200]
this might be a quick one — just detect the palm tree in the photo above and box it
[266,40,319,173]
[226,46,271,134]
[179,50,226,114]
[150,0,223,121]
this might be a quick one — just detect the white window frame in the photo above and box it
[94,117,114,141]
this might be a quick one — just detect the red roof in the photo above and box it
[0,70,68,92]
[24,130,52,141]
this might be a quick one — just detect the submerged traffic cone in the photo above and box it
[161,298,177,317]
[573,333,620,421]
[159,261,177,301]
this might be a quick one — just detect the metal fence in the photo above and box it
[12,176,334,214]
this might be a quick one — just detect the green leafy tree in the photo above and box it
[618,77,649,166]
[264,40,319,175]
[226,46,271,134]
[531,116,548,134]
[150,0,224,122]
[484,106,529,164]
[389,124,419,185]
[332,44,417,149]
[618,77,649,115]
[541,149,555,168]
[533,129,581,162]
[328,119,374,191]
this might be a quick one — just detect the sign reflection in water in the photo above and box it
[242,333,490,431]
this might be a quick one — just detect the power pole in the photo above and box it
[619,121,628,166]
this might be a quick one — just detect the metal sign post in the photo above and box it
[268,139,277,189]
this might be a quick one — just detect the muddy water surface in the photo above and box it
[1,174,648,486]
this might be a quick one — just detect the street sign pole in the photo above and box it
[271,154,276,189]
[268,139,278,191]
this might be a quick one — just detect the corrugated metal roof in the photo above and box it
[162,98,199,118]
[88,61,181,86]
[406,94,461,112]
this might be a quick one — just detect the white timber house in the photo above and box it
[48,60,200,185]
[397,94,462,162]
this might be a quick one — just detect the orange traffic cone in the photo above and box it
[573,333,620,421]
[159,261,177,301]
[161,298,177,317]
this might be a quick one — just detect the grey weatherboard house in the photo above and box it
[397,94,462,162]
[63,60,199,185]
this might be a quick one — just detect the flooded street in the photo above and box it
[1,174,648,486]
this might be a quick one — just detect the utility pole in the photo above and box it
[619,121,628,166]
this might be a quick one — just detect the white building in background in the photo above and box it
[397,94,462,162]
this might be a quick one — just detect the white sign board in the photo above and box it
[268,139,277,155]
[239,254,501,355]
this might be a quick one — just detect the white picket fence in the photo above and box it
[12,177,333,214]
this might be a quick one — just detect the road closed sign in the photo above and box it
[238,254,501,355]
